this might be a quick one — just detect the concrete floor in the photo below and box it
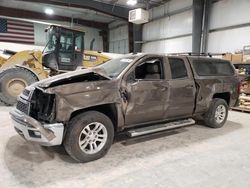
[0,106,250,188]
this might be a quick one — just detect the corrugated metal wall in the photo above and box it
[207,0,250,53]
[142,0,193,53]
[142,0,250,54]
[108,20,129,54]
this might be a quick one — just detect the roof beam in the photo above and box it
[20,0,130,20]
[0,6,108,30]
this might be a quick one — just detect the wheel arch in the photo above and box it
[212,92,230,105]
[69,103,122,132]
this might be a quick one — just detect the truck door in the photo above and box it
[73,33,84,68]
[165,57,196,118]
[58,31,84,71]
[124,56,169,126]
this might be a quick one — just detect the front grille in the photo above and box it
[16,100,29,115]
[23,89,31,97]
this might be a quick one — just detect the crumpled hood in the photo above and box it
[33,67,111,88]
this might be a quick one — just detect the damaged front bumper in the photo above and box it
[10,109,64,146]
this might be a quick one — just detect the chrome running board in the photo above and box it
[127,118,195,137]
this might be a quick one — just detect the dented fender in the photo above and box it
[45,79,123,123]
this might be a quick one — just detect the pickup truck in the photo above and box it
[10,54,239,162]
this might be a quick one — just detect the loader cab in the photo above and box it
[42,25,85,71]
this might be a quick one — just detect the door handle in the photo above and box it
[161,87,167,91]
[157,84,168,91]
[156,83,168,91]
[130,80,139,86]
[186,85,194,89]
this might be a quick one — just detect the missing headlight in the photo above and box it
[30,88,56,123]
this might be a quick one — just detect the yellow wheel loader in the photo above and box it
[0,25,114,106]
[0,55,7,67]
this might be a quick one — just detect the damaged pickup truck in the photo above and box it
[10,54,239,162]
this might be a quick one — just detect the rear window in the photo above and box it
[192,59,234,76]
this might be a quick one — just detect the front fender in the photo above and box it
[45,80,122,122]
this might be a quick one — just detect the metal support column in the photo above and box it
[201,0,212,53]
[192,0,204,53]
[99,30,109,52]
[133,24,143,53]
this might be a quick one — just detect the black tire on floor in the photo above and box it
[203,98,229,128]
[0,67,38,106]
[64,111,114,163]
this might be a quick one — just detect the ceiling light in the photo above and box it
[45,8,54,15]
[127,0,137,6]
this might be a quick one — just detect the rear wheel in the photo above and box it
[203,98,228,128]
[64,111,114,163]
[0,67,38,106]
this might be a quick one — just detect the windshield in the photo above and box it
[59,31,73,52]
[43,27,58,54]
[99,56,137,78]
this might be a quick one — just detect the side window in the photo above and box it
[192,60,234,76]
[44,34,57,52]
[59,32,73,52]
[134,58,164,80]
[74,34,82,52]
[169,58,188,79]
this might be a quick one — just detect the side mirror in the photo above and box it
[128,73,140,86]
[126,71,135,82]
[135,65,144,80]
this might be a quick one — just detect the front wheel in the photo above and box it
[203,98,229,128]
[64,111,114,163]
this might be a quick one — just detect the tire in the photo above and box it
[64,111,114,163]
[203,98,228,128]
[0,67,38,106]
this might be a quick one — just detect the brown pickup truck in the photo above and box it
[10,54,239,162]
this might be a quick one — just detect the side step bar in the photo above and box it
[127,118,195,137]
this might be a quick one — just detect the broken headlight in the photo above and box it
[30,88,56,123]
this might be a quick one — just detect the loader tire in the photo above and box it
[0,67,38,106]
